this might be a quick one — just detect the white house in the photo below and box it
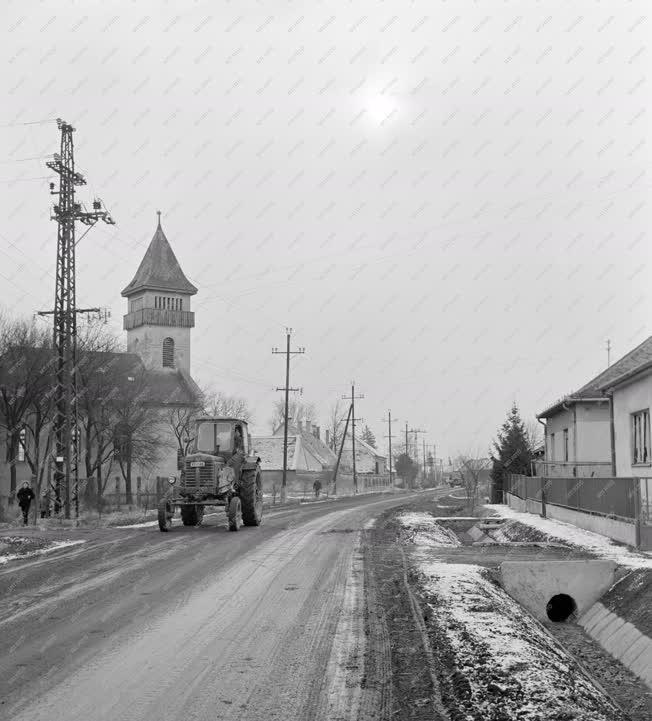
[537,337,652,476]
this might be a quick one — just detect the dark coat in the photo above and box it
[17,487,35,507]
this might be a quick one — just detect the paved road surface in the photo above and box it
[0,492,425,721]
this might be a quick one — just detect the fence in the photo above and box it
[507,473,639,520]
[533,461,612,478]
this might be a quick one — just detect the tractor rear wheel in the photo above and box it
[181,505,201,526]
[158,500,173,532]
[228,496,241,532]
[240,470,263,527]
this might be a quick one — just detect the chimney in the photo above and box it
[314,425,320,440]
[325,429,330,447]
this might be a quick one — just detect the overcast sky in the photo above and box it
[1,0,649,460]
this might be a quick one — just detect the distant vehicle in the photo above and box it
[158,417,263,532]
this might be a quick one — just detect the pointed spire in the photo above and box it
[121,214,198,297]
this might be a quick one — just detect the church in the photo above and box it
[0,215,204,514]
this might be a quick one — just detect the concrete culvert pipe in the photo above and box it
[546,593,577,622]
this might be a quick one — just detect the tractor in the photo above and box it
[158,417,263,532]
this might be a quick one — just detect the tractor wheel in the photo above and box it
[181,505,198,526]
[195,505,204,526]
[158,500,173,532]
[228,496,241,532]
[240,470,264,527]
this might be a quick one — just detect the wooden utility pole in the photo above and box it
[332,403,353,495]
[272,329,305,503]
[382,411,397,486]
[342,383,364,494]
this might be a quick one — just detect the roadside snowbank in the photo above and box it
[484,504,652,568]
[397,512,460,547]
[419,560,625,721]
[0,538,86,565]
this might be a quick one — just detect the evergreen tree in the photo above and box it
[360,424,377,448]
[490,403,532,503]
[395,453,418,487]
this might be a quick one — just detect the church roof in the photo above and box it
[121,216,198,297]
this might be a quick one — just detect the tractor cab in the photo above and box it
[193,418,250,458]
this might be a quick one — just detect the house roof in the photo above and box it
[538,335,652,417]
[353,435,386,460]
[252,435,299,470]
[121,218,198,297]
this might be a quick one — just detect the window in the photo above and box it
[179,298,183,311]
[162,337,175,368]
[549,433,555,461]
[18,428,26,462]
[563,429,569,462]
[632,410,650,464]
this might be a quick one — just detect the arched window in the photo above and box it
[162,337,175,368]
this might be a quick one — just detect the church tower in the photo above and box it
[122,213,198,373]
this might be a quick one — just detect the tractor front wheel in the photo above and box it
[158,500,173,532]
[240,470,264,527]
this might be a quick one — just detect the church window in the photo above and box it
[162,337,175,368]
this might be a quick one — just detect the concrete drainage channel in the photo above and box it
[432,517,652,692]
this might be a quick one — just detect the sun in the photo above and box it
[364,94,399,126]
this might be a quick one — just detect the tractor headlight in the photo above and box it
[168,476,177,485]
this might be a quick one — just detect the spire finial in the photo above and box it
[156,210,161,226]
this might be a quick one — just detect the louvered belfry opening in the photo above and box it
[162,337,175,368]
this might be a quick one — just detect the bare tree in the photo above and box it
[112,369,163,506]
[75,322,123,506]
[167,404,203,458]
[327,400,348,451]
[270,398,316,433]
[456,454,492,513]
[0,317,56,509]
[525,418,544,454]
[204,390,252,422]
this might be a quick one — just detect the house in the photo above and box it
[537,336,652,477]
[0,215,203,512]
[596,337,652,477]
[339,434,387,475]
[252,421,337,491]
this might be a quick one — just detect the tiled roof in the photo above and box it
[252,436,298,470]
[538,335,652,417]
[121,219,198,297]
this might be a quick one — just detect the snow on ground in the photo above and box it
[419,560,625,721]
[484,504,652,568]
[0,538,86,565]
[396,512,460,547]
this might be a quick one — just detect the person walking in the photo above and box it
[313,478,322,499]
[17,481,35,526]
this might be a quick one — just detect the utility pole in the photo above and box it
[422,438,427,482]
[332,403,353,495]
[382,411,397,487]
[606,339,611,368]
[342,383,364,494]
[37,119,114,519]
[272,328,305,503]
[405,422,410,456]
[409,428,426,488]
